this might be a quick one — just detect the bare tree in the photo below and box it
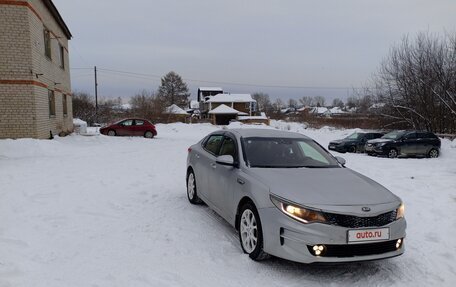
[372,32,456,133]
[252,92,272,113]
[332,98,344,108]
[313,96,326,107]
[130,90,165,121]
[288,98,298,109]
[72,91,95,124]
[299,96,313,107]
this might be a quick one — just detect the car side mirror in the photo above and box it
[216,155,235,166]
[335,156,346,166]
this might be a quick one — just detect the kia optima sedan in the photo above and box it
[186,129,406,263]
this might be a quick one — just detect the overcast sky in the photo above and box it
[54,0,456,103]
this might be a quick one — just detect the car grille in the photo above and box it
[323,210,397,228]
[307,240,398,257]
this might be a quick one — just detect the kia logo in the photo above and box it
[362,207,371,212]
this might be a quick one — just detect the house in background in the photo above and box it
[164,104,190,122]
[0,0,73,139]
[197,87,223,102]
[206,93,257,125]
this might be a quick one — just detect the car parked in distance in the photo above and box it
[100,118,157,138]
[186,129,406,264]
[328,132,384,153]
[365,130,440,158]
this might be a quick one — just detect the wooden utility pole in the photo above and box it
[94,66,98,123]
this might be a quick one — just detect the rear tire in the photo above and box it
[186,170,202,204]
[107,130,116,136]
[144,131,154,138]
[428,148,439,158]
[348,146,357,153]
[238,202,270,261]
[388,148,398,158]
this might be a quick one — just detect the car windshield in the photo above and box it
[242,137,340,168]
[382,131,406,140]
[345,132,363,140]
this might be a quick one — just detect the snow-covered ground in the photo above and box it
[0,121,455,287]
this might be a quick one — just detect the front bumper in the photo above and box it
[365,144,388,155]
[259,207,406,263]
[328,144,346,153]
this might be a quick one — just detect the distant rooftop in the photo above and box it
[208,104,240,114]
[206,93,255,103]
[198,87,223,91]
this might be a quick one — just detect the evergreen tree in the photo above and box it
[156,71,190,107]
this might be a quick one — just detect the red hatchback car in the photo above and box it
[100,118,157,138]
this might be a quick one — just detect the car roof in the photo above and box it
[218,128,312,140]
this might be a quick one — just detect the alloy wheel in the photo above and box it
[145,131,153,138]
[187,173,195,200]
[107,130,116,136]
[240,209,258,253]
[429,149,439,158]
[388,149,398,158]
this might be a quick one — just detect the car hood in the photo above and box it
[248,167,398,206]
[330,139,356,144]
[367,138,394,144]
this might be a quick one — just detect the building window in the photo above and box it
[62,94,67,115]
[44,28,51,60]
[59,44,65,69]
[48,90,55,116]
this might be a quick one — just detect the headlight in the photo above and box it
[270,195,326,224]
[396,203,405,219]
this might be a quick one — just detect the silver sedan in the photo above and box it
[186,128,406,263]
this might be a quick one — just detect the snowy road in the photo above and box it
[1,121,455,287]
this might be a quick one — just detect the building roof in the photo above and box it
[208,104,241,114]
[206,94,256,103]
[43,0,72,39]
[165,104,188,115]
[198,87,223,91]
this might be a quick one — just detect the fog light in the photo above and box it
[396,238,403,249]
[312,244,326,256]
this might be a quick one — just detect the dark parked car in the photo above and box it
[365,130,441,158]
[328,132,384,153]
[100,118,157,138]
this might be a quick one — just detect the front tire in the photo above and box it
[428,148,439,158]
[348,146,357,153]
[144,131,154,138]
[186,170,202,204]
[107,130,116,136]
[239,202,269,261]
[388,148,398,158]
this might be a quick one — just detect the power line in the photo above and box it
[96,67,361,90]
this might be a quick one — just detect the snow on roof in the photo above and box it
[73,118,87,125]
[198,87,223,91]
[329,107,346,114]
[311,107,330,114]
[237,115,268,120]
[165,104,188,115]
[208,104,241,114]
[206,94,256,103]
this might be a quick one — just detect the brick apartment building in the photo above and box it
[0,0,73,139]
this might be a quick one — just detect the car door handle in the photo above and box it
[237,178,245,185]
[211,163,217,169]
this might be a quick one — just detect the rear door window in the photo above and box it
[204,135,224,155]
[121,119,133,126]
